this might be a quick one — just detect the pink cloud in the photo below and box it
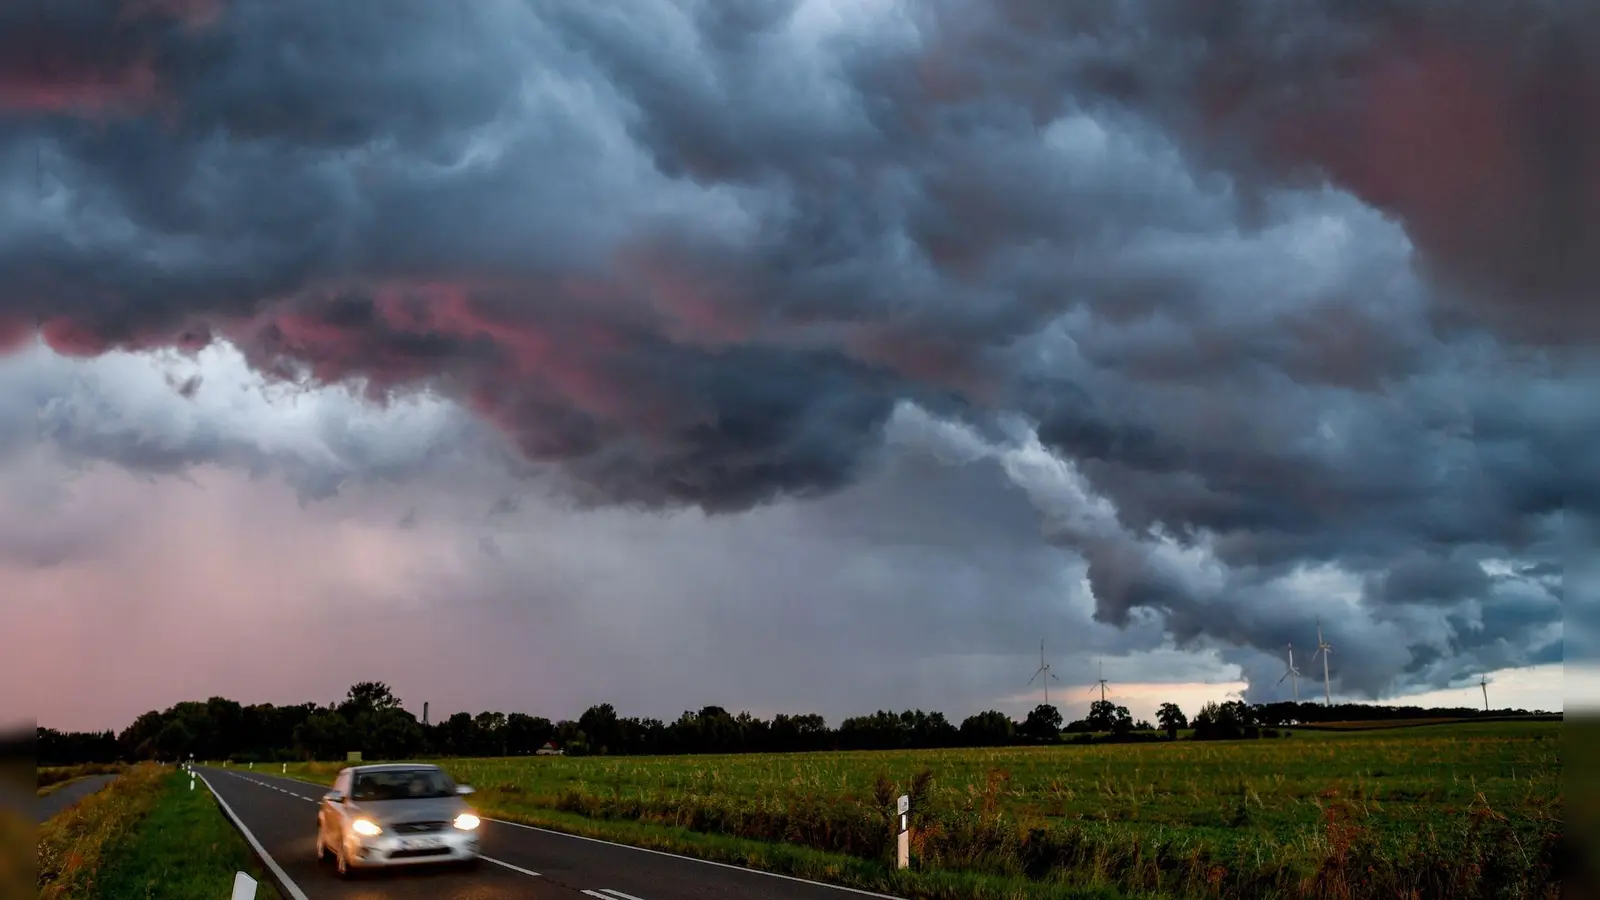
[4,464,561,732]
[0,60,161,115]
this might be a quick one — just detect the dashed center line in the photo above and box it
[230,773,317,802]
[583,891,649,900]
[483,856,543,877]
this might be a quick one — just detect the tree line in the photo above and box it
[34,680,1550,766]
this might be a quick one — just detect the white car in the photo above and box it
[315,763,482,876]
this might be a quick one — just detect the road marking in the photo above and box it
[596,890,648,900]
[488,818,908,899]
[483,856,541,877]
[196,772,312,900]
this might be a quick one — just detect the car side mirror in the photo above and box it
[455,785,474,795]
[325,790,345,804]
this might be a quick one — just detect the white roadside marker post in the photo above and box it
[230,871,258,900]
[896,794,910,870]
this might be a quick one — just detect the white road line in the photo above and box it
[581,892,609,899]
[196,772,312,900]
[488,818,908,899]
[482,856,541,878]
[598,889,649,900]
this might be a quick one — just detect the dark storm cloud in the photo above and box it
[971,0,1600,346]
[1376,552,1491,607]
[2,0,1584,697]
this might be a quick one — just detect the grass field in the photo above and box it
[37,764,282,900]
[274,720,1562,899]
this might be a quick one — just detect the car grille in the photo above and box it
[391,821,449,834]
[390,847,452,859]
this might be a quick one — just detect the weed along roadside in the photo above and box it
[37,763,128,798]
[275,719,1562,900]
[38,764,282,900]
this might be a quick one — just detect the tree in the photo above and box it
[356,708,424,760]
[473,712,508,755]
[293,710,352,760]
[578,704,622,755]
[1157,702,1188,739]
[1086,700,1117,732]
[154,720,193,760]
[1192,701,1250,740]
[205,697,244,758]
[1220,700,1255,729]
[1021,704,1063,741]
[1111,705,1134,735]
[338,682,401,720]
[119,710,169,760]
[504,714,555,755]
[439,712,477,756]
[555,719,588,755]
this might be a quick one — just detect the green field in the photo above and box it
[274,721,1562,899]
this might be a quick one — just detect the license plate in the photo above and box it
[401,837,443,850]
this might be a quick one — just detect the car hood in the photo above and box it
[349,796,468,824]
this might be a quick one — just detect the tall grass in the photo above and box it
[36,763,167,900]
[37,765,282,900]
[280,721,1562,900]
[36,764,127,797]
[90,771,284,900]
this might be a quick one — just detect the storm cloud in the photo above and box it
[3,0,1584,704]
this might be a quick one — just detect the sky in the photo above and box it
[1,0,1589,734]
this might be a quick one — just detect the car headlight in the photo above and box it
[351,818,382,837]
[453,813,480,830]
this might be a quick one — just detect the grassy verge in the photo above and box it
[38,763,168,900]
[38,765,282,900]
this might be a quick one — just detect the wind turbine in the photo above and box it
[1479,674,1491,712]
[1278,642,1302,703]
[1028,640,1061,706]
[1089,659,1110,705]
[1310,620,1333,706]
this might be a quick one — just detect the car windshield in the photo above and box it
[350,768,455,801]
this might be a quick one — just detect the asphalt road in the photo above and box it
[198,767,903,900]
[37,774,119,823]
